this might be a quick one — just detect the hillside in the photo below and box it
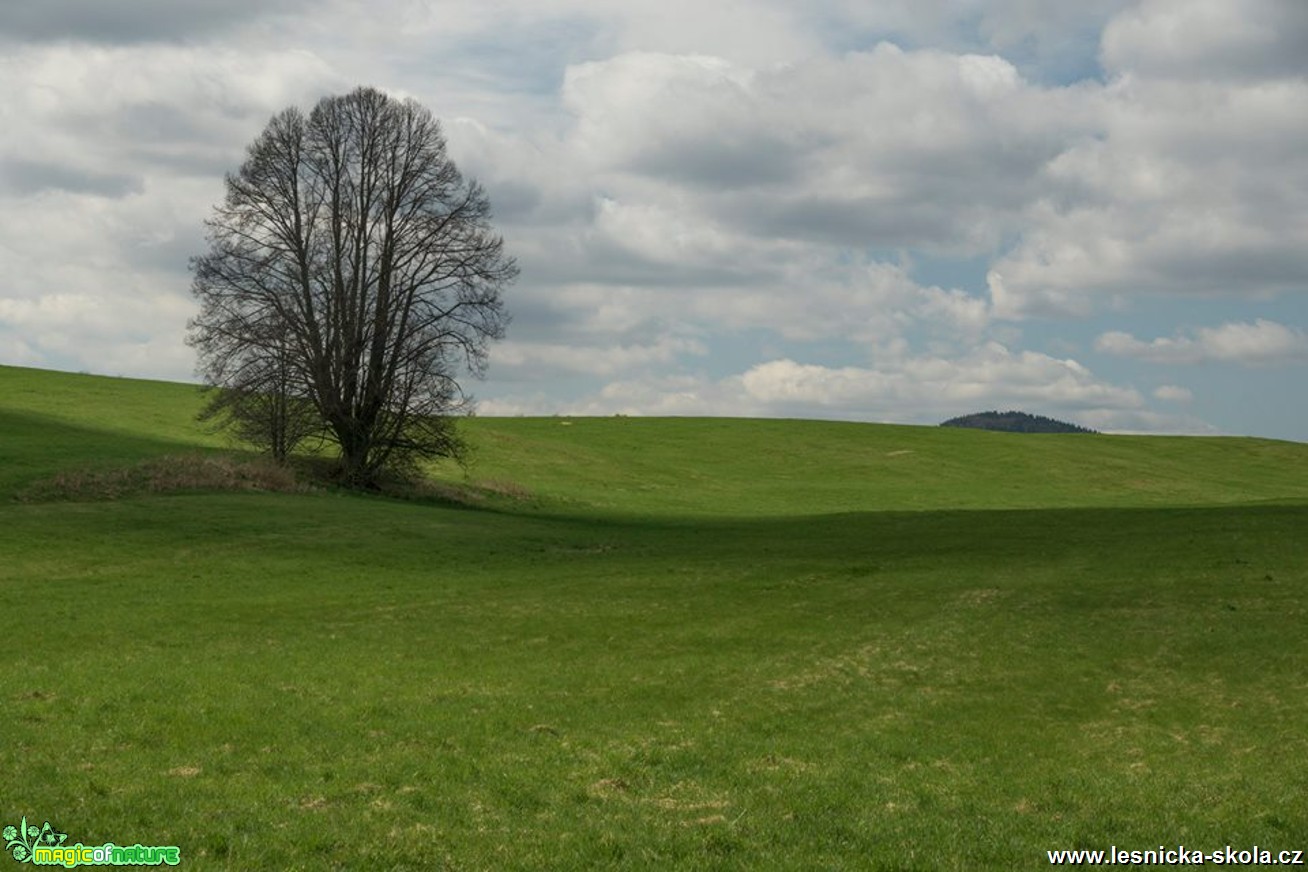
[445,416,1308,515]
[3,364,1308,513]
[3,363,1308,868]
[941,409,1096,434]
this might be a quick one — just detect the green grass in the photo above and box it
[447,415,1308,515]
[3,365,1308,869]
[0,365,218,495]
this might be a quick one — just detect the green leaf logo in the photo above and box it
[3,817,66,864]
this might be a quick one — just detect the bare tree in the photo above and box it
[195,318,322,462]
[189,86,515,485]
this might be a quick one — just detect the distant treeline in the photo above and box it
[940,411,1097,434]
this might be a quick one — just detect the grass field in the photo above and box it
[3,363,1307,869]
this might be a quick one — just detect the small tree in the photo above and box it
[188,86,515,485]
[195,319,321,462]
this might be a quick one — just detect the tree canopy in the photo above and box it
[188,86,515,485]
[940,411,1096,434]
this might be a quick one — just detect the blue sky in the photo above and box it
[1,0,1306,439]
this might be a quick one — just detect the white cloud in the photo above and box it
[486,342,1144,426]
[0,43,339,179]
[478,250,996,394]
[456,44,1093,381]
[1075,407,1217,435]
[988,1,1308,318]
[1096,320,1308,366]
[684,257,992,346]
[0,336,43,367]
[0,43,341,380]
[491,335,707,378]
[736,344,1142,416]
[556,46,1090,256]
[0,290,196,379]
[1153,385,1192,403]
[1101,0,1308,81]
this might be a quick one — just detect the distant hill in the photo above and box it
[940,410,1096,434]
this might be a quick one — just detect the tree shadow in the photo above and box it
[0,408,222,497]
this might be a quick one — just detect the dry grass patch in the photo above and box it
[15,453,305,502]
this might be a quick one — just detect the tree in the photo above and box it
[188,86,515,485]
[194,317,321,462]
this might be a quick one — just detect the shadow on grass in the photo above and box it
[564,501,1308,566]
[7,403,1307,584]
[0,408,229,498]
[386,464,1308,573]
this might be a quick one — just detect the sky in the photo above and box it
[1,0,1306,440]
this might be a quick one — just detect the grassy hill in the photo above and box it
[3,364,1308,868]
[0,365,221,494]
[4,364,1306,513]
[445,416,1308,515]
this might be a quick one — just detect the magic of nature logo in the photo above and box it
[4,817,179,867]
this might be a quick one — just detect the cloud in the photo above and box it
[1153,385,1192,403]
[486,342,1144,427]
[478,250,994,397]
[737,344,1142,416]
[0,0,315,44]
[456,43,1087,381]
[585,0,815,66]
[0,43,341,188]
[492,335,708,379]
[806,0,1137,81]
[466,4,1308,339]
[988,1,1308,318]
[0,43,342,380]
[0,290,196,379]
[1,0,1298,439]
[560,46,1091,256]
[0,336,43,367]
[1101,0,1308,81]
[0,159,145,198]
[562,52,800,191]
[1074,407,1217,435]
[1096,320,1308,366]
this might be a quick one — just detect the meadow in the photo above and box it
[2,363,1307,869]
